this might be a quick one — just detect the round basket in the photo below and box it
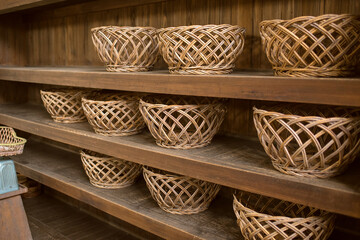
[253,105,360,178]
[143,166,220,215]
[40,88,89,123]
[82,93,145,136]
[233,192,336,240]
[0,126,26,156]
[80,150,142,189]
[158,24,245,74]
[139,95,226,149]
[259,14,360,77]
[91,26,159,72]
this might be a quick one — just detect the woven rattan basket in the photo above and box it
[139,95,226,149]
[80,150,142,189]
[259,14,360,77]
[82,92,145,136]
[40,88,90,123]
[0,127,26,156]
[233,192,336,240]
[91,26,159,72]
[253,105,360,178]
[143,166,220,215]
[158,24,245,74]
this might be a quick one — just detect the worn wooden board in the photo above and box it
[2,103,360,218]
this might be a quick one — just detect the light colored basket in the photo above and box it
[158,24,245,74]
[40,89,89,123]
[233,192,336,240]
[259,14,360,77]
[253,105,360,178]
[91,26,159,72]
[0,127,26,156]
[139,95,226,149]
[80,150,142,189]
[143,166,220,215]
[82,93,145,136]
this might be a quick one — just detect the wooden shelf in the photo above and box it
[0,0,67,14]
[1,103,360,218]
[13,139,242,240]
[0,66,359,106]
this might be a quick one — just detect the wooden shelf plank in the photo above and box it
[13,139,242,240]
[1,103,360,218]
[0,66,359,106]
[0,0,67,14]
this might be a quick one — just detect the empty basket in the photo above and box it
[259,14,360,77]
[139,95,226,149]
[143,166,220,214]
[40,88,89,123]
[0,127,26,156]
[233,192,335,240]
[158,24,245,74]
[253,105,360,178]
[91,26,159,72]
[80,150,142,189]
[82,92,145,136]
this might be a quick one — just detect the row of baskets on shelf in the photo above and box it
[0,126,336,239]
[79,149,336,240]
[40,88,360,179]
[91,14,360,77]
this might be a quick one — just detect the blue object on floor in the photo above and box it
[0,159,19,194]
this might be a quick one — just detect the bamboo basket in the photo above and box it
[158,24,245,74]
[233,192,336,240]
[143,166,220,215]
[259,14,360,77]
[253,105,360,178]
[139,95,226,149]
[82,92,145,136]
[91,26,159,72]
[40,88,89,123]
[80,150,142,189]
[0,127,26,156]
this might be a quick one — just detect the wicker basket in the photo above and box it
[40,88,90,123]
[253,105,360,178]
[82,92,145,136]
[139,95,226,149]
[259,14,360,77]
[0,127,26,156]
[233,192,336,240]
[91,26,159,72]
[143,166,220,215]
[80,150,142,189]
[158,24,245,74]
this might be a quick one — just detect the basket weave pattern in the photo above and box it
[80,150,142,189]
[143,167,220,215]
[0,127,26,156]
[253,106,360,178]
[91,26,159,72]
[233,192,335,240]
[82,93,145,136]
[158,24,245,74]
[40,89,88,123]
[139,95,226,149]
[260,14,360,77]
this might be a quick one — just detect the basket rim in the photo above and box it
[253,106,360,120]
[143,166,191,179]
[233,193,333,221]
[140,96,225,108]
[157,24,245,34]
[40,88,90,94]
[0,126,27,146]
[91,25,158,32]
[80,149,114,160]
[259,13,360,26]
[82,92,141,104]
